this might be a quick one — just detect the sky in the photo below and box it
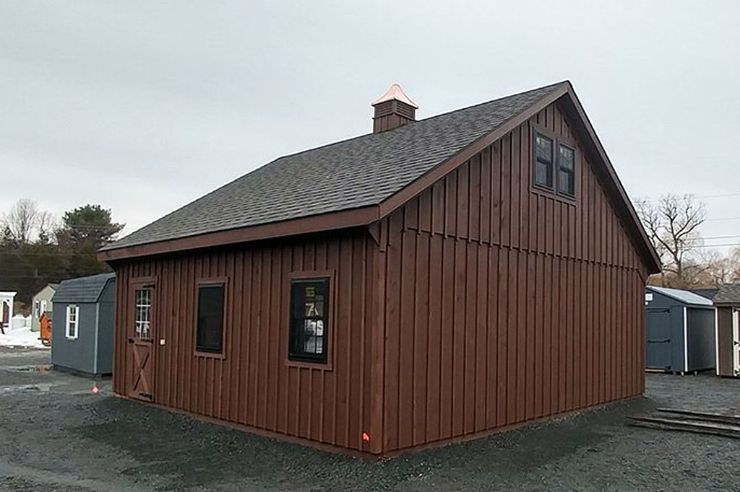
[1,1,739,251]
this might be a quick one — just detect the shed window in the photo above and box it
[65,305,79,339]
[289,278,329,363]
[135,288,152,340]
[558,145,576,196]
[196,284,225,353]
[534,132,554,189]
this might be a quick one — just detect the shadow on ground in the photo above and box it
[2,347,740,491]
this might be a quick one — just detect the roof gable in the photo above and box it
[99,81,659,273]
[52,273,115,304]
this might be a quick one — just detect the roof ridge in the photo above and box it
[273,80,570,162]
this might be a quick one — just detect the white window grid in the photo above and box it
[135,289,152,339]
[65,305,79,339]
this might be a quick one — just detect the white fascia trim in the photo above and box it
[683,307,688,372]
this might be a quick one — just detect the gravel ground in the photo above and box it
[1,347,740,491]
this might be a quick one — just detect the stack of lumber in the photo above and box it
[629,408,740,439]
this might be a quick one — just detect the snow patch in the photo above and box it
[0,323,47,349]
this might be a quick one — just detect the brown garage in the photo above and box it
[99,81,660,456]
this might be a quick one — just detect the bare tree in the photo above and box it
[36,211,57,244]
[636,194,706,288]
[2,199,40,244]
[694,250,732,287]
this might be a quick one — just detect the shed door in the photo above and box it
[646,308,672,370]
[127,286,155,401]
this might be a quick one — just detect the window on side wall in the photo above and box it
[289,278,329,363]
[65,305,79,339]
[196,283,225,353]
[558,144,576,196]
[534,132,554,189]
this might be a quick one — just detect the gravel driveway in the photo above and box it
[1,347,739,491]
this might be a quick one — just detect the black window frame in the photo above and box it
[288,277,330,364]
[557,143,576,197]
[195,282,226,354]
[532,127,577,200]
[533,131,554,190]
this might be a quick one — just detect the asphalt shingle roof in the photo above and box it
[714,284,740,305]
[103,82,566,251]
[52,273,115,304]
[689,288,719,301]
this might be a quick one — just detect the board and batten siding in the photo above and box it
[112,231,378,453]
[111,98,651,456]
[373,100,648,453]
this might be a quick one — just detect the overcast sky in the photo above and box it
[1,1,739,250]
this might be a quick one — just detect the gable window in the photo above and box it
[534,132,554,189]
[558,144,576,196]
[196,283,225,353]
[65,305,79,339]
[533,129,577,199]
[289,278,329,363]
[135,288,152,340]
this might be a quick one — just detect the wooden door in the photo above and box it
[128,285,155,401]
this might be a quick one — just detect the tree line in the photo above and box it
[636,193,740,289]
[0,199,124,305]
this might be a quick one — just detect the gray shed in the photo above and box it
[51,273,116,376]
[645,286,716,374]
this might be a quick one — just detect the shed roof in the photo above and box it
[52,273,115,304]
[647,286,714,307]
[689,288,719,301]
[32,283,58,298]
[99,81,660,273]
[713,284,740,305]
[103,82,563,251]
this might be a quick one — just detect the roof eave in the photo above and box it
[98,205,380,262]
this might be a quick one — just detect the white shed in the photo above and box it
[0,291,16,334]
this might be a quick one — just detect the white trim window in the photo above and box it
[65,305,79,339]
[135,288,152,340]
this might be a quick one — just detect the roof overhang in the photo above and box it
[99,82,661,273]
[98,205,380,262]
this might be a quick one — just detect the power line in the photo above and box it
[642,192,740,202]
[704,217,740,222]
[691,243,740,249]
